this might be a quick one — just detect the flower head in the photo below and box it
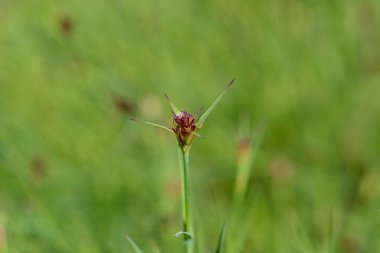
[172,111,197,147]
[131,79,235,151]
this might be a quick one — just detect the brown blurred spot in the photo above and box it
[113,95,134,114]
[58,16,73,36]
[359,52,380,76]
[341,235,361,253]
[357,2,376,34]
[357,3,380,76]
[237,138,251,164]
[30,155,47,181]
[270,155,294,184]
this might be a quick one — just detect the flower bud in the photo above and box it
[172,111,197,149]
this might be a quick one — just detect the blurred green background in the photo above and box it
[1,0,380,252]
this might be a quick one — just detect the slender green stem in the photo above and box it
[178,146,194,253]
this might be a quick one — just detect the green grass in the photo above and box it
[1,0,380,252]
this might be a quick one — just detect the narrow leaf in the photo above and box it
[125,234,144,253]
[197,79,235,129]
[215,223,227,253]
[130,118,173,133]
[164,93,181,114]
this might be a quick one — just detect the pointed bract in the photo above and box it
[129,118,173,133]
[192,132,205,139]
[196,79,235,129]
[164,93,181,115]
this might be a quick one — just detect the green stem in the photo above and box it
[178,146,194,253]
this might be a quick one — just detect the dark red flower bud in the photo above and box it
[172,111,197,148]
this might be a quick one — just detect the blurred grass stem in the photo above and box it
[178,147,194,253]
[233,125,264,208]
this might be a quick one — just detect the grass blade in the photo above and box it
[129,118,173,133]
[215,223,227,253]
[233,123,265,206]
[196,79,235,129]
[125,234,144,253]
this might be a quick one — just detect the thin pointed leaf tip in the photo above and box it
[164,93,181,114]
[196,79,235,129]
[129,117,174,133]
[215,223,227,253]
[131,79,235,150]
